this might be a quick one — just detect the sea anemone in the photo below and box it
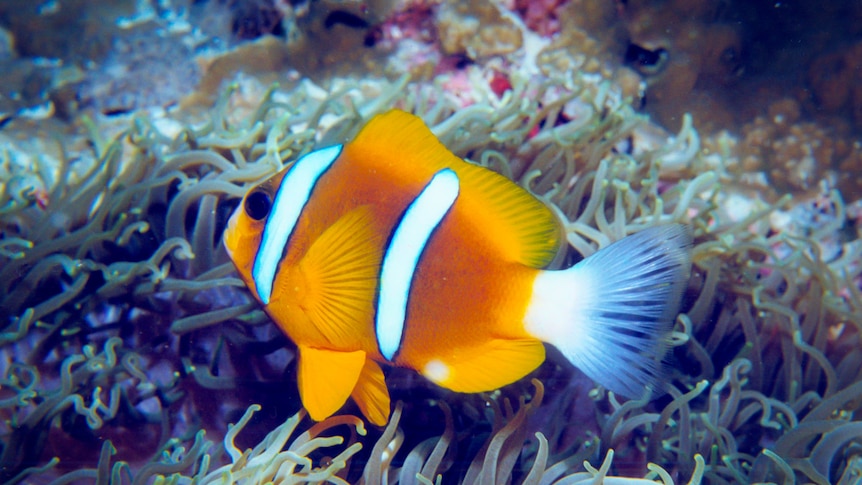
[1,29,860,483]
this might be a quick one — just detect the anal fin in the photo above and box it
[421,338,545,393]
[298,346,366,421]
[350,359,391,426]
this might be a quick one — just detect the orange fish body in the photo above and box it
[224,110,692,425]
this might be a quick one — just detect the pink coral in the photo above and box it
[514,0,568,37]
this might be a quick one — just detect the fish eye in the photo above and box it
[244,190,272,221]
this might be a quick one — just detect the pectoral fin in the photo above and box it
[350,359,391,426]
[293,206,382,348]
[298,346,366,421]
[422,338,545,393]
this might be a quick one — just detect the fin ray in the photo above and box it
[293,206,382,348]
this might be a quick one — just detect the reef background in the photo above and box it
[1,0,861,483]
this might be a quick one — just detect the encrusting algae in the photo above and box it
[1,1,862,484]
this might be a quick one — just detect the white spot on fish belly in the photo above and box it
[423,359,450,384]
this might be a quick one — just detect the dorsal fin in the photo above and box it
[349,110,562,268]
[347,110,450,175]
[451,160,562,267]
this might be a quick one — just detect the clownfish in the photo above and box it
[224,109,692,426]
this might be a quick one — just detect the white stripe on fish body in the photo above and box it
[524,224,692,399]
[376,168,460,361]
[253,145,343,305]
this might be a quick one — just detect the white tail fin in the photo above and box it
[524,224,692,399]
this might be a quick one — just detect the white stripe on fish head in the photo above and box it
[252,145,343,305]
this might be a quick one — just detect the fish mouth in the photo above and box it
[222,205,241,260]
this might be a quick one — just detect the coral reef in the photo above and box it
[435,2,522,60]
[0,1,861,484]
[226,0,287,40]
[606,0,862,130]
[700,96,862,200]
[77,30,200,115]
